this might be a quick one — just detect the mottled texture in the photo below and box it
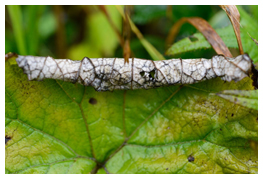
[6,57,258,173]
[16,55,252,91]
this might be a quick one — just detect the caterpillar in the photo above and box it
[16,54,252,91]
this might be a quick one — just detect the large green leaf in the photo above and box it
[5,58,257,174]
[166,6,258,63]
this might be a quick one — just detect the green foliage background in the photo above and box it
[5,5,258,174]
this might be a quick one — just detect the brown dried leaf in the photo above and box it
[220,5,244,54]
[166,17,233,57]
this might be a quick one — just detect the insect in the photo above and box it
[16,54,252,92]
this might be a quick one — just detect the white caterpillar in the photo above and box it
[16,54,252,91]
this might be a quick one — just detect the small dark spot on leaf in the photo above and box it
[220,128,222,131]
[166,168,169,170]
[188,155,195,162]
[231,113,234,117]
[5,135,12,145]
[140,71,145,77]
[89,98,97,105]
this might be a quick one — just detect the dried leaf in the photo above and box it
[166,17,233,57]
[220,5,244,54]
[16,54,252,91]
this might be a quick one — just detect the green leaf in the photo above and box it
[215,90,258,110]
[97,168,107,174]
[166,6,258,63]
[247,5,258,21]
[5,58,257,173]
[132,5,167,24]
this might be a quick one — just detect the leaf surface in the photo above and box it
[216,90,258,110]
[5,59,257,174]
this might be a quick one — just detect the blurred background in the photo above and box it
[5,5,258,60]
